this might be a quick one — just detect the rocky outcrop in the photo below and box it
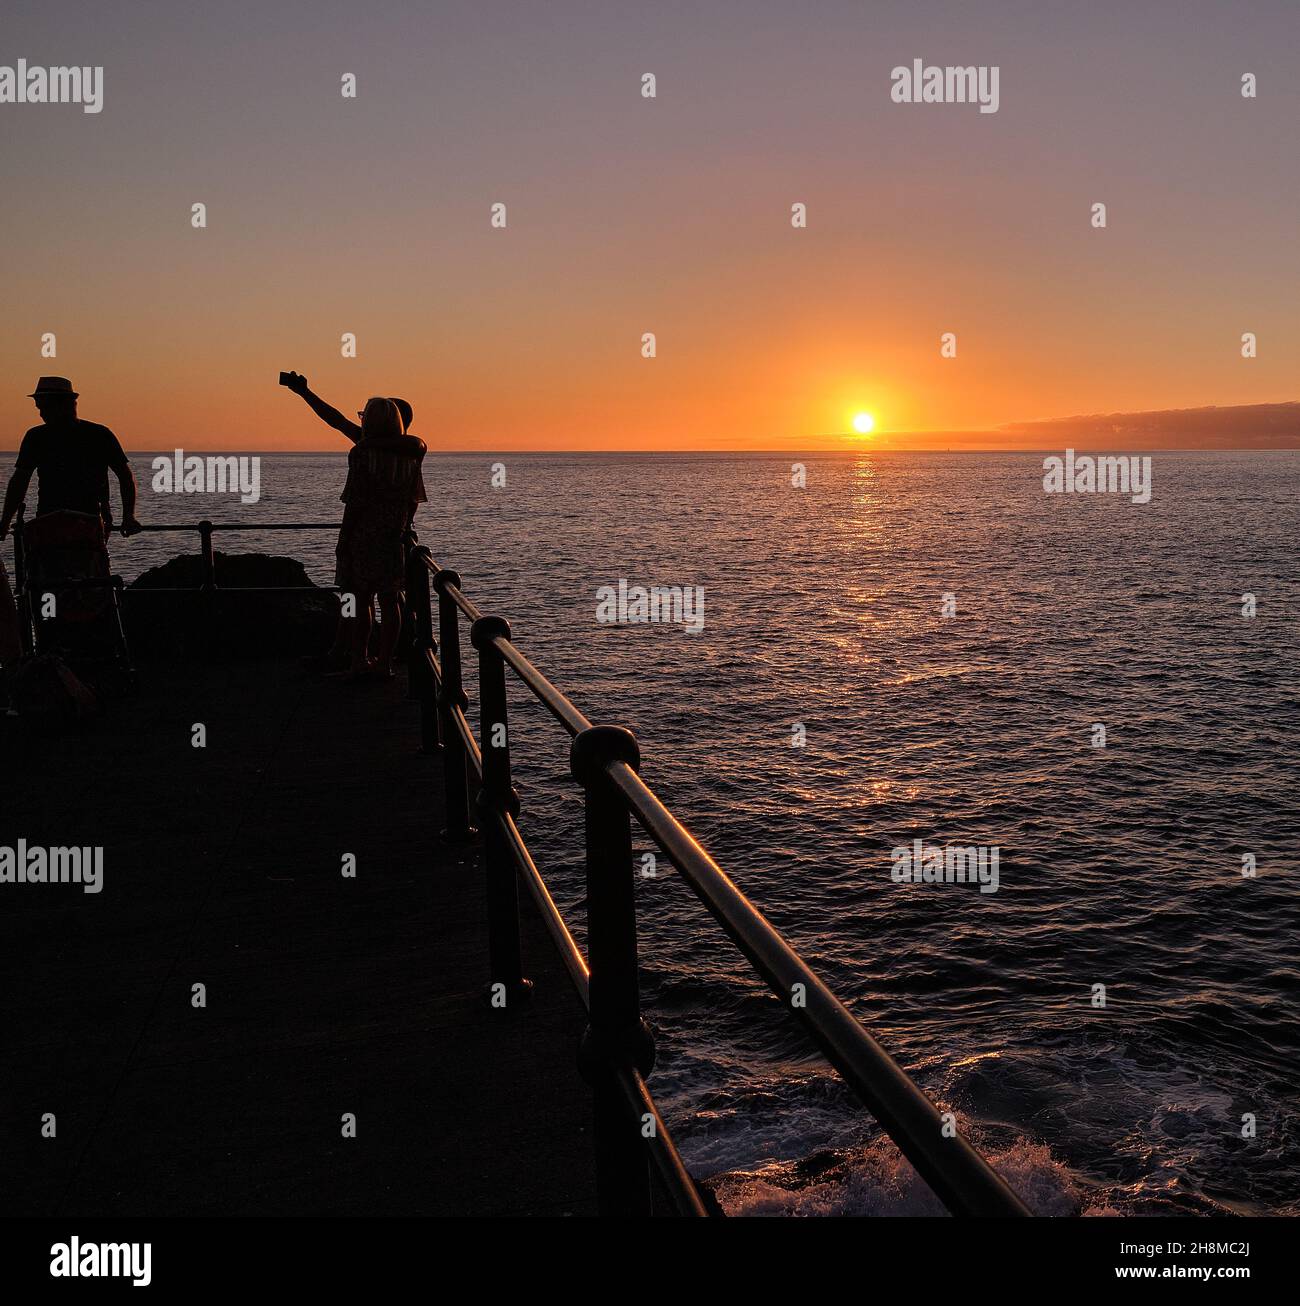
[124,552,338,660]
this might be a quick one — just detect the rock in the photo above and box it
[124,552,338,661]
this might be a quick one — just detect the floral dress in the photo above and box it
[335,435,427,594]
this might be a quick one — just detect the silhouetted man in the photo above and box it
[0,377,142,543]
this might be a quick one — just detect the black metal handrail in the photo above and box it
[134,520,341,593]
[8,512,344,666]
[10,512,342,597]
[406,545,1031,1219]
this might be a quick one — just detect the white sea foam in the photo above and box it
[711,1132,1084,1217]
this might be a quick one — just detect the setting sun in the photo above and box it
[852,412,875,434]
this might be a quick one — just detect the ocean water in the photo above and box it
[3,449,1297,1216]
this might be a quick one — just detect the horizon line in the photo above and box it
[5,444,1298,456]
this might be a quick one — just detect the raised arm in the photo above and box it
[283,372,363,443]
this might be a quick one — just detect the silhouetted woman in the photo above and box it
[335,397,427,677]
[282,373,427,678]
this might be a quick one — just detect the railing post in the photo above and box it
[396,529,419,663]
[471,615,530,1004]
[197,520,216,590]
[196,519,217,653]
[571,725,655,1217]
[434,570,475,842]
[405,546,440,752]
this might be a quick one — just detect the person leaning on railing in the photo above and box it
[0,376,143,546]
[281,372,427,678]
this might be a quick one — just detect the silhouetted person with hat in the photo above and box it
[0,377,142,543]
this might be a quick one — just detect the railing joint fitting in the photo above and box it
[471,614,511,650]
[578,1018,656,1083]
[476,784,521,820]
[570,724,640,788]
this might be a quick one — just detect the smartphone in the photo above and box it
[278,371,293,387]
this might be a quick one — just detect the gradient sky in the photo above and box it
[2,0,1296,450]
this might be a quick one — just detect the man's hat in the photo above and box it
[28,376,78,399]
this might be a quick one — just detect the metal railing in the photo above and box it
[404,544,1031,1219]
[133,519,343,593]
[10,511,341,595]
[9,512,341,660]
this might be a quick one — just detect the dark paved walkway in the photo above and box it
[1,660,597,1216]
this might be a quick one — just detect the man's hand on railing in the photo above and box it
[120,516,143,537]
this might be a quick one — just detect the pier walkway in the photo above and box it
[1,660,598,1216]
[4,525,1031,1219]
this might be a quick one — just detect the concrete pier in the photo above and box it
[1,660,597,1216]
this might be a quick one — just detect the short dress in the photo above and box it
[334,435,427,594]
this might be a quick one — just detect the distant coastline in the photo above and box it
[1,401,1296,455]
[4,446,1300,457]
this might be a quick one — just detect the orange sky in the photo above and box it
[3,3,1296,452]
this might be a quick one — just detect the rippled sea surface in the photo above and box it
[4,449,1297,1215]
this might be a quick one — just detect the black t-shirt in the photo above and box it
[14,420,131,521]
